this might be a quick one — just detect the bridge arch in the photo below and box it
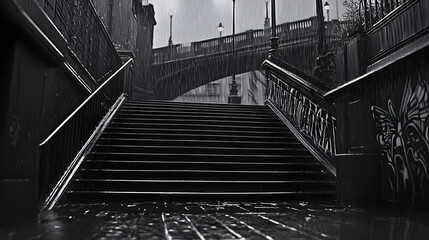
[152,17,323,100]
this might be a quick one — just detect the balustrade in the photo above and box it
[38,59,132,207]
[264,60,336,170]
[153,17,319,63]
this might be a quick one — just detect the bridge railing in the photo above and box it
[153,17,318,63]
[263,59,336,175]
[38,59,132,208]
[39,0,122,81]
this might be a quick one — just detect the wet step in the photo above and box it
[91,145,308,155]
[87,152,314,162]
[120,107,274,117]
[66,190,336,202]
[124,100,269,110]
[96,138,304,148]
[102,127,293,138]
[82,160,324,172]
[121,104,273,114]
[71,179,336,192]
[111,117,284,127]
[78,169,329,181]
[108,122,288,132]
[100,131,295,141]
[115,111,280,121]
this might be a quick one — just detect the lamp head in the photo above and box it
[324,1,330,10]
[218,22,224,33]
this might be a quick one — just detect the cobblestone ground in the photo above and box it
[2,201,429,239]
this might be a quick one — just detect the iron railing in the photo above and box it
[365,0,428,64]
[38,58,132,204]
[361,0,411,28]
[40,0,121,81]
[264,59,336,171]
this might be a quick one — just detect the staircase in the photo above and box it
[66,101,335,202]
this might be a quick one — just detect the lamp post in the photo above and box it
[168,10,173,46]
[335,0,339,19]
[230,0,237,96]
[324,1,330,21]
[228,0,241,103]
[316,0,325,57]
[264,0,270,30]
[218,22,224,37]
[268,0,279,59]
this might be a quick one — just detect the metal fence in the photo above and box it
[40,0,121,81]
[38,59,132,206]
[362,0,411,28]
[265,60,336,168]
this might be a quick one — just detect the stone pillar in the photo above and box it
[133,2,157,100]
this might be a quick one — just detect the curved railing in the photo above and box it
[263,59,336,175]
[38,58,133,204]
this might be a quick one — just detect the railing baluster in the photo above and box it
[38,59,132,204]
[264,61,336,167]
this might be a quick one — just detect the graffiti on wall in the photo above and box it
[371,79,429,203]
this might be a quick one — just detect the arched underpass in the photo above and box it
[152,39,318,100]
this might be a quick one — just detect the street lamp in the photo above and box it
[264,0,270,30]
[268,0,279,59]
[335,0,339,19]
[228,0,241,104]
[230,0,237,96]
[168,10,173,46]
[218,22,224,37]
[324,1,330,21]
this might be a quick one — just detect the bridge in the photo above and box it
[1,0,429,238]
[151,17,341,100]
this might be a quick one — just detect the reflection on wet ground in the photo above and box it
[1,201,429,239]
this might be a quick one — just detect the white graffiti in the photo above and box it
[372,79,429,203]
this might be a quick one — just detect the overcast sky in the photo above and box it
[149,0,345,48]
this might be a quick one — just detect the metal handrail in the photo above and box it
[39,58,133,146]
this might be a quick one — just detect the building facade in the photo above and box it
[174,71,267,105]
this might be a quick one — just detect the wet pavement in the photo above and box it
[1,201,429,239]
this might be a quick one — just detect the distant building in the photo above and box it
[174,71,267,105]
[91,0,157,100]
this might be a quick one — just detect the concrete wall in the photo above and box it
[0,10,87,225]
[91,0,137,52]
[92,0,156,100]
[333,45,429,209]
